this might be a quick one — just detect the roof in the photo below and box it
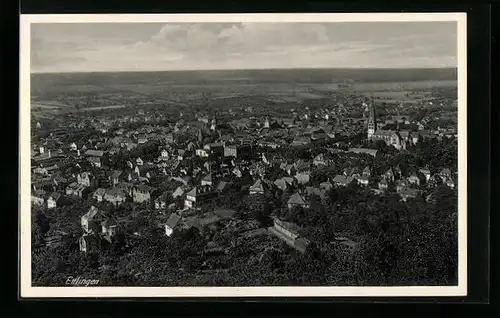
[274,218,300,234]
[110,170,122,178]
[348,148,378,157]
[84,149,104,157]
[274,179,287,190]
[186,187,197,197]
[82,206,99,221]
[166,213,181,229]
[94,188,106,195]
[250,179,265,192]
[332,175,353,185]
[215,181,229,191]
[49,192,62,200]
[101,218,118,228]
[213,209,236,219]
[372,130,394,137]
[105,188,126,197]
[305,187,326,199]
[288,192,308,205]
[202,173,213,182]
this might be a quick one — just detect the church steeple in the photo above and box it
[367,96,377,139]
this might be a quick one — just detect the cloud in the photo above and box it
[30,22,458,72]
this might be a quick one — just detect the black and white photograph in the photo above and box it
[20,13,467,297]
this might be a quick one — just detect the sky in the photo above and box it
[30,22,458,73]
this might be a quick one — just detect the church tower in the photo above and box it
[264,116,270,128]
[367,96,377,139]
[210,116,217,131]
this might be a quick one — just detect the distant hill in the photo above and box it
[31,68,457,90]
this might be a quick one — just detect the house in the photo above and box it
[378,179,389,190]
[88,156,101,168]
[65,182,88,198]
[79,233,100,253]
[419,168,431,182]
[132,185,152,203]
[249,179,266,195]
[274,178,288,191]
[356,176,370,186]
[287,192,310,209]
[154,193,170,210]
[77,172,95,188]
[47,192,63,209]
[362,167,371,178]
[184,186,217,209]
[81,206,104,233]
[439,168,452,180]
[201,173,213,186]
[31,190,46,206]
[313,153,327,167]
[101,218,118,242]
[224,145,238,158]
[172,186,185,199]
[104,188,127,206]
[319,181,333,191]
[165,214,182,237]
[196,149,209,158]
[295,172,310,185]
[399,188,421,202]
[384,168,396,182]
[92,188,106,202]
[407,172,424,186]
[268,218,309,254]
[109,170,123,186]
[332,175,354,187]
[395,179,409,192]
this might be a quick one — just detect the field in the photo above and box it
[30,68,458,113]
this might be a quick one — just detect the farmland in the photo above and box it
[30,68,457,117]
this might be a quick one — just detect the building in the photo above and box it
[77,172,95,188]
[154,193,170,210]
[184,186,217,209]
[268,218,310,254]
[101,218,118,242]
[92,188,106,202]
[332,175,354,187]
[132,185,152,203]
[47,192,63,209]
[79,234,100,253]
[287,192,310,209]
[104,188,127,206]
[201,173,214,186]
[84,149,104,157]
[88,156,102,168]
[367,98,377,139]
[65,182,88,198]
[165,213,182,237]
[81,206,104,233]
[249,179,266,195]
[31,190,46,206]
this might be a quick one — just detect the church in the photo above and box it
[366,99,416,150]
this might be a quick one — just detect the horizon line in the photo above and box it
[31,66,458,75]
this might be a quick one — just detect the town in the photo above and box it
[30,72,459,287]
